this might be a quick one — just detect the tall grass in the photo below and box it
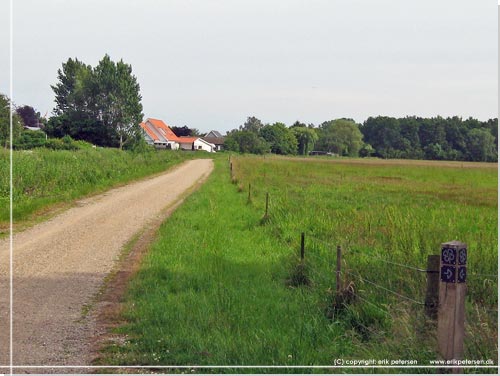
[100,156,497,372]
[0,148,199,227]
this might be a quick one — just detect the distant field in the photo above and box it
[277,155,498,169]
[101,156,497,372]
[0,148,199,232]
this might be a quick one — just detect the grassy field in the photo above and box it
[99,155,497,373]
[0,148,199,232]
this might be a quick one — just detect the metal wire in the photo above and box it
[369,257,429,273]
[344,270,426,306]
[308,235,338,249]
[307,236,433,273]
[468,273,498,278]
[351,290,391,316]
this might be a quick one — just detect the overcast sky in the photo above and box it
[0,0,498,133]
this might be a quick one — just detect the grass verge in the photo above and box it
[0,148,207,234]
[98,155,497,373]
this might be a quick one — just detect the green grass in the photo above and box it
[0,148,203,229]
[98,155,497,372]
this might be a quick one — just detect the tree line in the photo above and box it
[224,115,498,162]
[0,53,497,162]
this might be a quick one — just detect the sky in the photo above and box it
[0,0,498,134]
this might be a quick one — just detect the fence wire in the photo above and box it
[296,233,497,309]
[306,236,433,274]
[350,290,391,317]
[469,273,498,278]
[344,270,425,306]
[369,257,430,273]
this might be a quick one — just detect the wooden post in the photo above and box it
[265,192,269,217]
[425,255,440,320]
[437,241,467,373]
[300,233,305,261]
[248,183,251,202]
[336,245,342,294]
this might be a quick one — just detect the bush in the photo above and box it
[44,136,88,150]
[13,130,46,150]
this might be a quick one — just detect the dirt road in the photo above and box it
[0,158,213,371]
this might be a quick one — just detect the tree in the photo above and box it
[51,58,93,117]
[259,122,298,155]
[316,119,363,156]
[240,116,264,133]
[291,126,318,155]
[419,117,448,158]
[171,126,199,137]
[467,128,497,162]
[92,55,143,149]
[16,105,42,128]
[0,94,23,148]
[49,55,143,148]
[360,116,402,158]
[224,130,269,154]
[359,143,374,157]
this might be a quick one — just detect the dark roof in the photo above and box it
[202,136,225,145]
[205,130,223,138]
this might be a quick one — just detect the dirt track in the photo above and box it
[0,158,213,372]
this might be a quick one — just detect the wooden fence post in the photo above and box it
[248,183,251,202]
[437,241,467,373]
[425,255,440,320]
[265,192,269,218]
[336,245,342,294]
[300,233,305,261]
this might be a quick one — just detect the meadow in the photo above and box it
[0,148,196,233]
[101,155,498,373]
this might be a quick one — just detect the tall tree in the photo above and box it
[467,128,497,162]
[51,58,93,117]
[317,119,363,156]
[93,55,143,149]
[49,55,143,148]
[291,126,318,155]
[360,116,402,158]
[259,122,298,155]
[240,116,264,133]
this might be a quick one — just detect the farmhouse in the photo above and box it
[178,136,216,152]
[139,118,216,152]
[202,130,225,151]
[140,118,181,149]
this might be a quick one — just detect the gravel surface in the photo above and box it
[0,158,213,372]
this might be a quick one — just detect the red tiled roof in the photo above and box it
[178,136,198,144]
[147,118,182,142]
[140,122,159,141]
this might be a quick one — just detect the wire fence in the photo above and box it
[344,270,426,306]
[292,233,498,318]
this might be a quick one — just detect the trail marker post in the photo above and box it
[437,241,467,373]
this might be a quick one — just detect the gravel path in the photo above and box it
[0,158,213,371]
